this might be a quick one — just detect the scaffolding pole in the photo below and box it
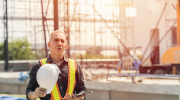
[41,0,48,57]
[4,0,9,71]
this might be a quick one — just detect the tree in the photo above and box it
[86,46,102,55]
[0,38,35,60]
[76,46,119,59]
[82,46,103,59]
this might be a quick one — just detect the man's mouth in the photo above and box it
[57,46,62,49]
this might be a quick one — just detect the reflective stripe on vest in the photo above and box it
[40,58,77,100]
[66,59,77,95]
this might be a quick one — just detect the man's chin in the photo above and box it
[55,51,63,55]
[50,50,63,55]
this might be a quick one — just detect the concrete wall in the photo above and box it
[86,89,178,100]
[0,78,29,94]
[111,91,178,100]
[85,81,180,100]
[0,78,180,100]
[0,83,27,94]
[0,63,32,71]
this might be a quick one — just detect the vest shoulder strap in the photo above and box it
[40,58,48,65]
[66,58,77,95]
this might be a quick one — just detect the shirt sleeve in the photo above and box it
[26,62,41,100]
[74,62,87,94]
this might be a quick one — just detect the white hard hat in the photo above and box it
[37,64,60,94]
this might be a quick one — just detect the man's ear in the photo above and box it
[48,42,50,48]
[65,44,68,49]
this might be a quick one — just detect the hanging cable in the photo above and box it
[141,3,167,61]
[141,21,176,65]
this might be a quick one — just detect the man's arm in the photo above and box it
[28,91,36,100]
[74,63,87,99]
[26,62,42,100]
[64,93,85,100]
[28,87,47,100]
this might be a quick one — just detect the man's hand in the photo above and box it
[28,87,47,100]
[64,93,85,100]
[33,87,47,98]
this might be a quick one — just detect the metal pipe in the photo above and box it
[41,0,48,57]
[4,0,9,71]
[54,0,59,30]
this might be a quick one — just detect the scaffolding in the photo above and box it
[164,0,177,49]
[0,0,135,61]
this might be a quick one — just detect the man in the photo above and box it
[26,30,86,100]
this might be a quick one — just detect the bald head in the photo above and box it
[48,30,68,58]
[49,30,66,42]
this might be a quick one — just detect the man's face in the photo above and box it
[48,32,67,55]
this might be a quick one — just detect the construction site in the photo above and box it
[0,0,180,100]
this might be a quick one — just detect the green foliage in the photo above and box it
[77,53,119,59]
[35,50,46,60]
[0,92,9,94]
[76,46,119,59]
[0,38,35,60]
[86,46,102,55]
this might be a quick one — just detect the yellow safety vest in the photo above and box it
[40,58,77,100]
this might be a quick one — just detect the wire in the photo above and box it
[141,3,167,61]
[69,0,80,28]
[84,0,137,59]
[141,21,176,65]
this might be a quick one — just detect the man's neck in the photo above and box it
[50,54,64,63]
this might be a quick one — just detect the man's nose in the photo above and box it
[57,41,62,45]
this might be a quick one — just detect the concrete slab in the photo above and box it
[84,81,180,95]
[0,71,180,100]
[110,91,178,100]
